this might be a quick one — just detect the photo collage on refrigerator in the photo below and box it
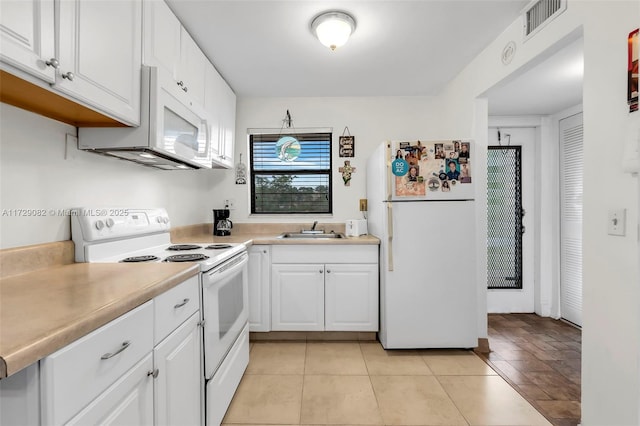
[391,140,472,196]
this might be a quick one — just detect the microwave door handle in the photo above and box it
[201,119,210,158]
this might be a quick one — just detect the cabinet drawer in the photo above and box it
[271,245,378,264]
[154,275,199,344]
[40,301,153,426]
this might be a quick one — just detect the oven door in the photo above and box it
[150,68,212,168]
[201,251,249,379]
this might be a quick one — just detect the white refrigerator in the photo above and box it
[366,140,477,349]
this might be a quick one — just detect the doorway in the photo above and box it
[486,127,536,313]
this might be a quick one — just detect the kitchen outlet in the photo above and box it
[224,198,236,210]
[607,209,626,236]
[64,134,78,160]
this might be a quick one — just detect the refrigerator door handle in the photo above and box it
[385,142,394,271]
[387,201,394,271]
[385,142,393,202]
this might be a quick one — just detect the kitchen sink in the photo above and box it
[277,232,345,239]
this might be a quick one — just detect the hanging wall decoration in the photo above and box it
[235,153,247,184]
[339,127,355,157]
[276,110,301,161]
[629,28,639,113]
[339,160,356,186]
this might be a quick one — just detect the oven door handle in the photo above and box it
[204,252,248,284]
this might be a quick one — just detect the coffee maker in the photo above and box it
[213,209,232,236]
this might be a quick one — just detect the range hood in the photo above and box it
[97,148,197,170]
[79,67,213,170]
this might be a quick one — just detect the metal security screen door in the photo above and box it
[487,146,524,289]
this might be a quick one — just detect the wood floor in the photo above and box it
[478,314,582,426]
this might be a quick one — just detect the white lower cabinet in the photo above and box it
[270,245,379,332]
[37,277,202,426]
[40,301,154,425]
[154,312,202,426]
[248,245,271,332]
[271,264,325,331]
[66,354,154,426]
[0,362,40,425]
[325,263,379,331]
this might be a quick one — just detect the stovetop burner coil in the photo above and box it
[121,255,159,263]
[205,244,232,249]
[164,254,210,262]
[167,244,202,251]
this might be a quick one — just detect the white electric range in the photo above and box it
[71,207,249,426]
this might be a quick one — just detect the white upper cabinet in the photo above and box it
[143,0,236,167]
[0,0,56,83]
[218,78,236,168]
[143,0,206,109]
[204,60,236,169]
[142,0,181,79]
[178,28,206,107]
[56,0,142,126]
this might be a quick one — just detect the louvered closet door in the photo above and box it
[559,112,583,327]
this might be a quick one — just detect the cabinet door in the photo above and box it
[204,63,223,161]
[66,354,153,426]
[0,0,56,82]
[271,264,324,331]
[178,27,206,108]
[56,0,141,125]
[218,80,236,167]
[248,245,271,332]
[0,363,40,426]
[142,0,181,79]
[325,264,379,331]
[154,312,202,426]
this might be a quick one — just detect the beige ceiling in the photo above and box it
[167,0,530,98]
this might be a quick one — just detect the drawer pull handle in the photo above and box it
[147,368,159,378]
[174,298,189,309]
[101,341,130,360]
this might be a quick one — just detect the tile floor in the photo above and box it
[222,341,552,425]
[477,314,582,426]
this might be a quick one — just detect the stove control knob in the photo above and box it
[156,217,163,224]
[95,220,105,230]
[105,218,115,228]
[163,217,169,224]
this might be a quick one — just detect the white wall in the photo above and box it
[0,104,225,249]
[220,96,444,223]
[439,1,639,424]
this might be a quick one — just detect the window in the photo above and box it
[250,132,332,214]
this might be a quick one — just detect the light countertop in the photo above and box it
[0,262,199,378]
[0,224,379,379]
[171,224,380,247]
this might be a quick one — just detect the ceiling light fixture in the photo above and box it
[311,11,356,51]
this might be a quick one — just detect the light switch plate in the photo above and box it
[607,209,626,236]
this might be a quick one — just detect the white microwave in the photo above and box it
[78,66,213,170]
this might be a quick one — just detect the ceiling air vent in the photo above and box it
[523,0,566,41]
